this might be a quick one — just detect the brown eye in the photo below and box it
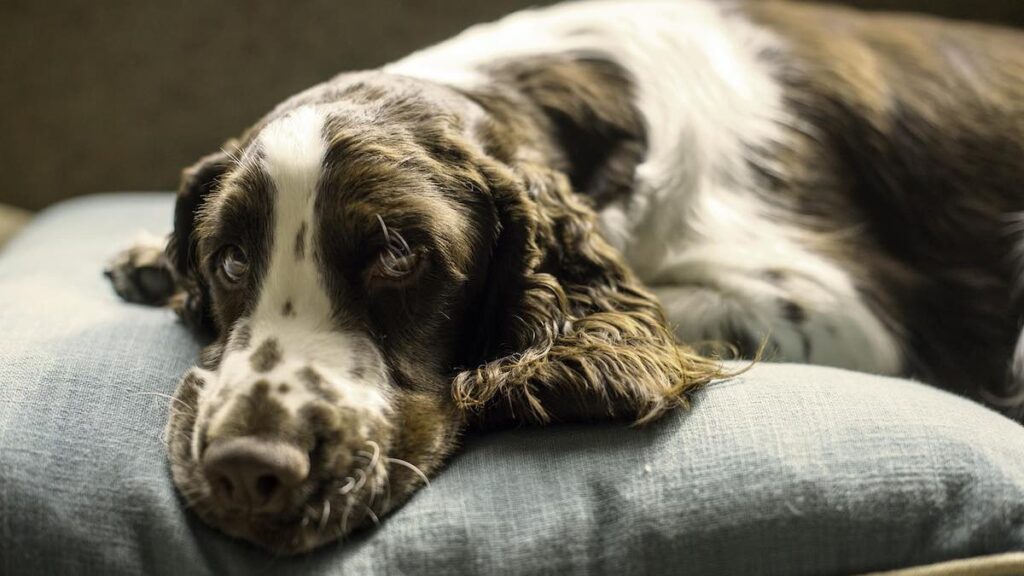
[219,245,248,284]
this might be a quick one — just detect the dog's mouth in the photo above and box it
[163,369,422,554]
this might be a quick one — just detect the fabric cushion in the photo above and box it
[1,193,1023,576]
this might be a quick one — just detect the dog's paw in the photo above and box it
[104,233,177,306]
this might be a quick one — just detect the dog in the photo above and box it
[106,0,1024,554]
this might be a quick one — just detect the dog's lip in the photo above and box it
[209,497,373,554]
[204,501,312,549]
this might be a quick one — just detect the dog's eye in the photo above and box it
[372,215,423,282]
[218,245,249,284]
[376,239,421,280]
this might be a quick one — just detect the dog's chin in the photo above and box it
[205,509,325,555]
[200,504,377,555]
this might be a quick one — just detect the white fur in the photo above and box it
[254,106,332,332]
[388,0,902,374]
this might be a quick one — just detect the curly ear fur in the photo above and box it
[165,143,237,335]
[454,161,724,425]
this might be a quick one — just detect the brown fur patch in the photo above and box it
[781,301,806,325]
[294,221,307,259]
[483,55,646,210]
[297,367,339,403]
[232,380,289,438]
[250,338,282,373]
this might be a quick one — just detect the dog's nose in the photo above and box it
[202,437,310,513]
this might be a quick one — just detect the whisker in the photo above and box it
[130,390,195,414]
[338,476,357,495]
[364,440,381,472]
[352,468,368,493]
[386,457,430,486]
[375,214,392,244]
[341,498,355,536]
[394,229,412,255]
[368,480,378,509]
[318,499,331,533]
[378,458,391,512]
[302,505,317,529]
[364,503,380,527]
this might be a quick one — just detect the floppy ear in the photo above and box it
[165,142,237,335]
[454,161,723,425]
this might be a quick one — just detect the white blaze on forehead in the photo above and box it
[251,107,388,394]
[256,106,331,328]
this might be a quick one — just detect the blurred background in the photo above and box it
[1,0,1022,243]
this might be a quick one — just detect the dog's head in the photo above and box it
[164,71,720,553]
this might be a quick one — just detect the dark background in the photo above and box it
[2,0,1022,212]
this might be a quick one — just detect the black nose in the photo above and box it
[202,437,310,513]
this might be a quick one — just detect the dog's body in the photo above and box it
[108,0,1024,553]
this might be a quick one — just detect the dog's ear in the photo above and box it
[165,143,237,334]
[455,161,723,425]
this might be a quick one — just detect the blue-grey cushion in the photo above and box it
[1,193,1023,576]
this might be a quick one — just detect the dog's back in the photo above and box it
[390,0,1024,408]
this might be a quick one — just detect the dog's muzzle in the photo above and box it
[173,325,394,549]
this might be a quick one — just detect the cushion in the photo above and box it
[1,193,1023,576]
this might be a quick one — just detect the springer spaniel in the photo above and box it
[107,0,1024,553]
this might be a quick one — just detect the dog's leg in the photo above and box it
[104,232,179,306]
[649,256,904,375]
